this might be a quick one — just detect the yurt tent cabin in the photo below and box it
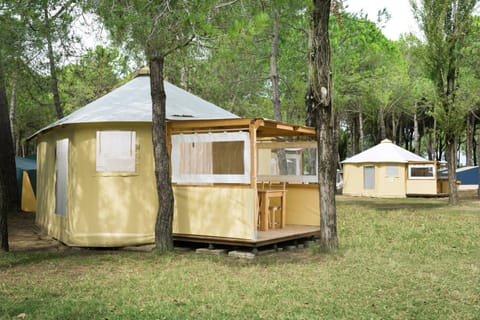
[31,71,320,248]
[341,139,448,198]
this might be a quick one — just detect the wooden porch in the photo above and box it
[173,225,320,248]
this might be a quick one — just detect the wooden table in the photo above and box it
[257,189,286,231]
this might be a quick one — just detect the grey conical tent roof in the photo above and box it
[341,139,427,164]
[32,73,238,138]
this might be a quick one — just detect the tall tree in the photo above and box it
[0,61,17,252]
[94,0,215,251]
[21,0,81,120]
[412,0,478,204]
[42,1,65,119]
[270,7,281,122]
[330,11,409,154]
[308,0,338,251]
[0,2,24,251]
[59,46,129,115]
[173,1,308,123]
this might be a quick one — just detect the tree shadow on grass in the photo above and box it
[0,251,71,270]
[0,248,109,271]
[350,201,446,212]
[337,195,449,212]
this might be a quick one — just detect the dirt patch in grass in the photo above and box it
[7,211,65,252]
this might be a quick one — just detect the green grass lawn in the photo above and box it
[1,194,479,319]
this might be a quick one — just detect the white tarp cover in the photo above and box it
[171,132,250,184]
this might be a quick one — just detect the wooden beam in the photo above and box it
[257,141,317,149]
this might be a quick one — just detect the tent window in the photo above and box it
[363,166,375,190]
[286,153,301,175]
[171,132,250,184]
[386,165,398,177]
[55,139,68,216]
[96,131,136,172]
[257,142,317,184]
[408,164,434,179]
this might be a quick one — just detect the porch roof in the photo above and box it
[168,118,316,137]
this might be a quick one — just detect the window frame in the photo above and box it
[408,163,435,180]
[256,142,318,184]
[363,165,375,190]
[55,138,69,216]
[385,165,399,177]
[96,130,137,174]
[171,131,251,184]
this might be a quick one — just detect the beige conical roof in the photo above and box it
[30,73,238,139]
[341,139,427,164]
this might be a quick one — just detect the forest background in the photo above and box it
[3,0,480,169]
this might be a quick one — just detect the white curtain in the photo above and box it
[171,132,250,184]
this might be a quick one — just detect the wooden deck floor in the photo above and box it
[173,225,320,248]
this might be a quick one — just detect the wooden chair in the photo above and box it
[268,182,286,230]
[268,205,281,229]
[257,181,287,231]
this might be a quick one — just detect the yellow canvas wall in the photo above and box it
[36,123,158,247]
[69,123,157,246]
[342,163,407,198]
[406,179,437,195]
[342,163,359,196]
[173,186,255,239]
[376,164,407,197]
[285,185,319,226]
[36,127,72,243]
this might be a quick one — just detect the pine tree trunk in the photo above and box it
[359,110,364,152]
[305,86,316,127]
[465,112,474,166]
[180,64,188,90]
[270,8,288,174]
[150,55,175,251]
[9,75,17,153]
[391,111,397,144]
[44,6,64,119]
[378,107,386,141]
[305,28,316,128]
[433,118,437,160]
[446,133,458,204]
[271,9,281,122]
[0,62,17,252]
[445,49,458,203]
[414,104,420,155]
[310,0,338,252]
[350,114,359,155]
[473,123,477,166]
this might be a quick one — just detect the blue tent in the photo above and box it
[456,166,479,185]
[439,166,479,186]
